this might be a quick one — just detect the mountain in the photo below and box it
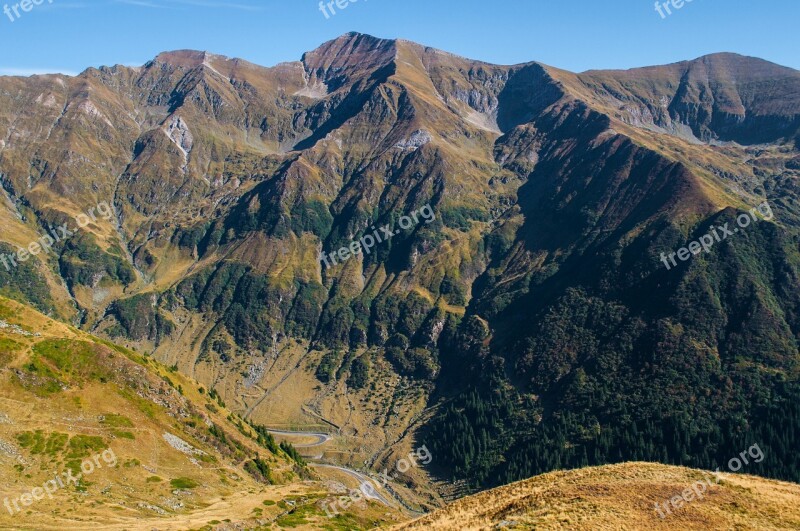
[574,52,800,144]
[395,462,800,530]
[1,32,799,510]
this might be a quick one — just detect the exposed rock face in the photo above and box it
[165,115,193,155]
[395,129,432,150]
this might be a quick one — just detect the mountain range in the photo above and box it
[1,32,799,527]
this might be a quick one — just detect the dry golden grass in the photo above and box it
[394,462,800,531]
[0,296,409,530]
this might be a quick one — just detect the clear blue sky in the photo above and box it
[0,0,798,76]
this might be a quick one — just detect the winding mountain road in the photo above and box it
[263,428,405,509]
[311,463,396,507]
[265,429,332,448]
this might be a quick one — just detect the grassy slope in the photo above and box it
[0,296,405,530]
[395,462,800,531]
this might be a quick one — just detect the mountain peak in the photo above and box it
[690,51,800,79]
[584,51,798,78]
[302,32,397,80]
[150,50,245,73]
[328,31,393,45]
[304,32,396,62]
[153,49,212,68]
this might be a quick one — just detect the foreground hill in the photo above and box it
[395,462,800,530]
[0,296,406,530]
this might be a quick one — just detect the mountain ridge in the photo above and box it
[395,462,800,530]
[1,32,799,512]
[7,35,796,81]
